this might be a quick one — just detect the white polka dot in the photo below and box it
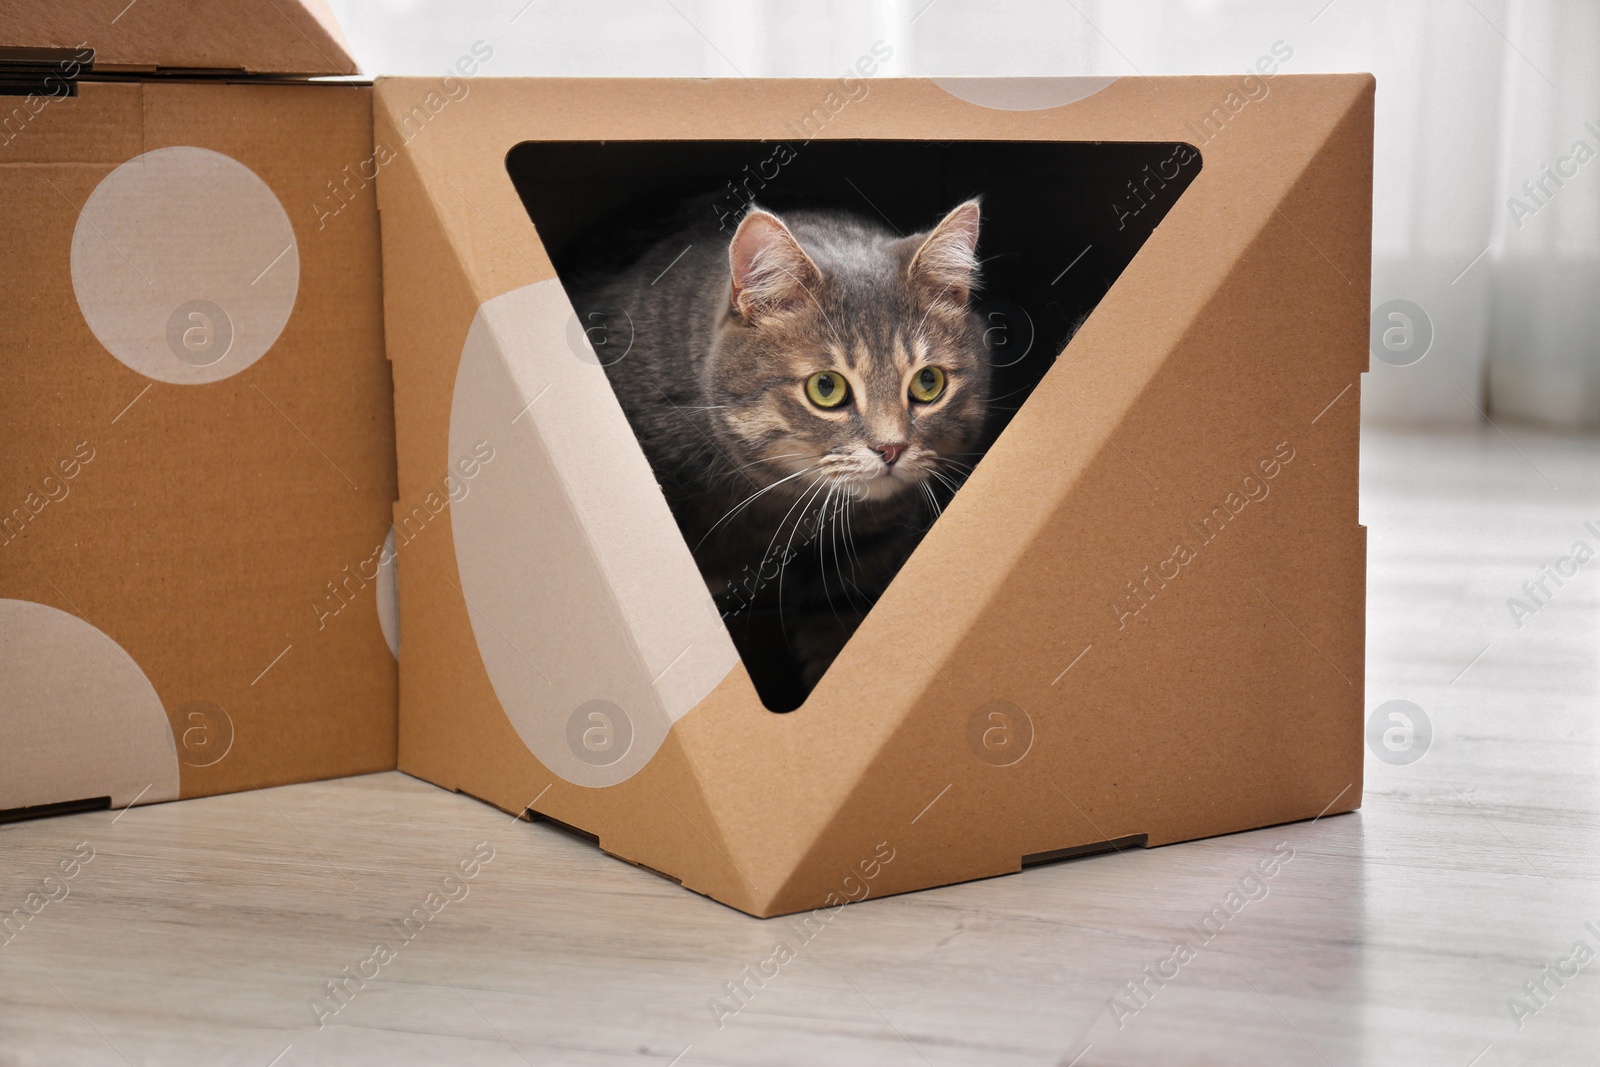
[71,146,299,385]
[448,281,738,788]
[0,599,179,811]
[377,526,399,659]
[932,77,1119,111]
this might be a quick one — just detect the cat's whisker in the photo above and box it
[774,476,832,616]
[827,488,851,609]
[836,513,864,615]
[816,485,844,613]
[927,469,963,498]
[932,453,975,470]
[760,470,827,593]
[983,382,1038,404]
[694,464,819,552]
[709,451,815,487]
[842,497,863,575]
[832,489,844,588]
[930,456,975,473]
[830,494,865,615]
[647,383,762,490]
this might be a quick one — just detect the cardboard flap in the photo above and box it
[0,0,358,76]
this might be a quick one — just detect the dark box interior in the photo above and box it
[506,138,1199,711]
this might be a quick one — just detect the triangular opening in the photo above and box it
[506,138,1199,712]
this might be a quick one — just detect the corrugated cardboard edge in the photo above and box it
[0,0,358,76]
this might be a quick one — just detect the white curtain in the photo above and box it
[330,0,1600,427]
[1487,1,1600,427]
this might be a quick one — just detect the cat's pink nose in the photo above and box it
[875,443,907,467]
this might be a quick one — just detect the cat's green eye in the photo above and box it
[806,371,850,409]
[909,366,947,403]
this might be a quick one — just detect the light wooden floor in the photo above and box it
[3,424,1598,1066]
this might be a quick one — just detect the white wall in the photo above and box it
[328,0,1600,427]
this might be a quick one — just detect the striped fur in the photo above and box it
[574,200,990,693]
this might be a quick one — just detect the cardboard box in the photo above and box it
[1,5,397,817]
[375,75,1371,916]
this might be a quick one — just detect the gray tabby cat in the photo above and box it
[575,199,990,696]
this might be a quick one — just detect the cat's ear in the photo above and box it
[908,199,982,308]
[728,208,822,322]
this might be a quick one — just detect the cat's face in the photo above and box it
[709,202,989,505]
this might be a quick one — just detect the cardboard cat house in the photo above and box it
[378,75,1370,917]
[0,0,398,818]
